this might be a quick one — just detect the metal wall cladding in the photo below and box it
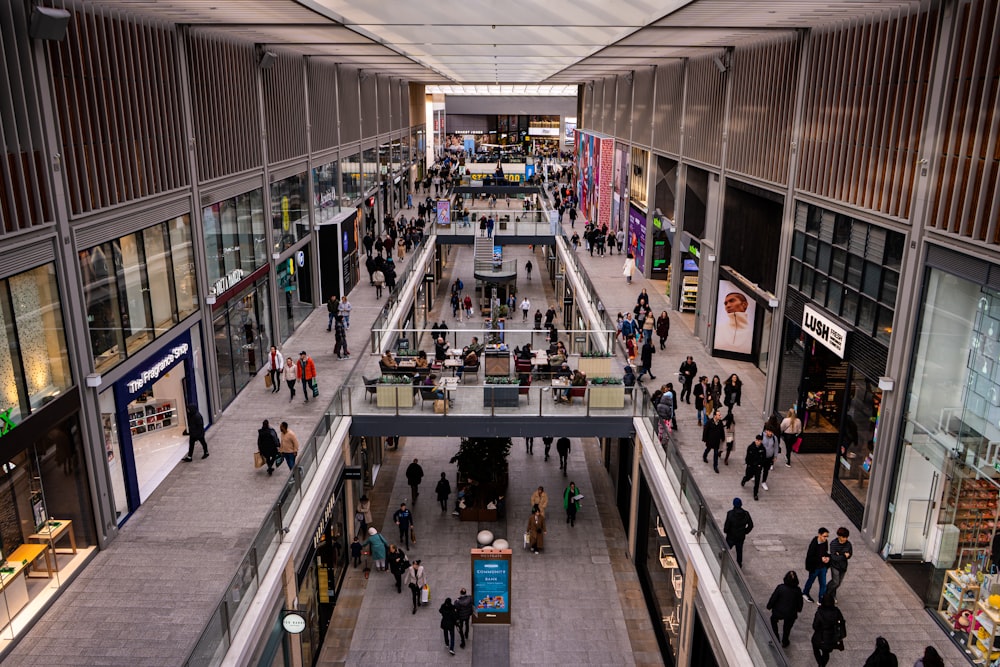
[378,75,392,134]
[601,76,617,136]
[187,32,262,183]
[581,81,594,131]
[405,83,419,126]
[46,2,188,216]
[929,0,1000,245]
[0,0,52,233]
[592,78,605,134]
[339,66,361,145]
[360,73,378,139]
[390,79,402,132]
[651,60,685,156]
[308,60,339,153]
[727,35,800,187]
[631,67,655,148]
[682,54,726,167]
[262,49,307,164]
[615,72,633,141]
[797,5,934,221]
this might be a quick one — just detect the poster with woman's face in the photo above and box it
[714,280,755,355]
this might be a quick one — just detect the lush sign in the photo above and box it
[802,305,847,358]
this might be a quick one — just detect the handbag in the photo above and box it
[264,374,272,389]
[420,584,430,604]
[312,378,319,397]
[410,525,417,544]
[792,437,803,453]
[254,452,265,469]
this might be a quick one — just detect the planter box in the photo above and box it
[376,385,414,408]
[578,356,613,377]
[588,385,625,409]
[483,385,520,408]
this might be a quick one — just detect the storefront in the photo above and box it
[885,246,1000,625]
[576,131,614,231]
[775,203,901,527]
[212,272,272,408]
[650,155,678,280]
[99,327,209,522]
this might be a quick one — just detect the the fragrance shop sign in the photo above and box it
[802,305,847,358]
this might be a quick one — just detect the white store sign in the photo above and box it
[802,305,847,358]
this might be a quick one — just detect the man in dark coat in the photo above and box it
[740,434,768,500]
[678,356,697,403]
[701,410,725,473]
[767,571,804,648]
[182,404,208,462]
[556,437,571,472]
[256,419,280,475]
[454,587,476,648]
[636,339,656,382]
[435,472,451,512]
[406,458,425,500]
[723,497,753,567]
[803,527,831,603]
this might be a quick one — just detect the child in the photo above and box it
[350,537,362,568]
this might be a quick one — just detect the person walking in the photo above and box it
[635,338,657,382]
[723,497,754,568]
[723,373,743,416]
[693,376,709,425]
[678,356,697,403]
[530,486,549,517]
[780,408,802,467]
[656,311,671,350]
[722,413,737,465]
[333,316,350,360]
[455,588,476,648]
[556,437,571,472]
[913,646,944,667]
[526,505,547,554]
[863,637,898,667]
[296,351,317,404]
[811,596,846,666]
[622,253,636,284]
[524,436,534,455]
[435,472,451,512]
[406,458,425,501]
[326,295,338,331]
[402,559,427,614]
[387,544,408,593]
[338,295,352,329]
[393,502,414,550]
[362,526,389,572]
[266,346,284,393]
[520,296,530,321]
[464,294,473,319]
[767,571,804,648]
[542,436,554,461]
[256,419,280,475]
[568,206,577,227]
[181,404,209,462]
[278,422,299,469]
[372,268,385,298]
[282,356,297,402]
[702,410,725,473]
[826,527,853,603]
[525,260,533,280]
[760,426,780,491]
[802,527,830,603]
[564,481,582,527]
[439,597,458,655]
[741,434,768,500]
[356,495,373,537]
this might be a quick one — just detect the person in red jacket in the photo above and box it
[296,350,317,403]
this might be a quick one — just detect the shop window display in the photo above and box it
[270,172,310,253]
[340,152,361,205]
[362,146,377,193]
[204,191,267,297]
[214,279,271,408]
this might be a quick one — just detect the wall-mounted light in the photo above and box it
[768,298,779,308]
[878,377,895,392]
[259,50,277,70]
[206,294,217,306]
[29,6,71,41]
[85,373,102,388]
[712,56,728,74]
[707,254,716,263]
[272,252,281,260]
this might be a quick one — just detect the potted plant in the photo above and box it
[483,375,520,408]
[578,351,614,376]
[588,376,625,408]
[449,437,511,522]
[376,374,414,408]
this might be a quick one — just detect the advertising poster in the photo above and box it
[596,138,614,229]
[627,205,647,275]
[436,199,451,226]
[714,279,755,355]
[473,558,509,613]
[613,143,629,233]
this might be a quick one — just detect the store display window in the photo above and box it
[313,160,341,225]
[636,476,682,664]
[275,254,314,343]
[362,146,377,193]
[270,173,309,254]
[630,147,649,212]
[203,191,267,297]
[214,278,272,408]
[0,263,72,426]
[340,152,361,205]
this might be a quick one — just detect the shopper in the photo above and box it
[802,527,830,603]
[525,260,533,280]
[826,527,853,602]
[530,486,549,517]
[402,559,428,614]
[693,376,709,425]
[741,434,768,501]
[387,544,408,593]
[362,526,389,572]
[542,436,554,462]
[556,437,571,472]
[722,413,736,465]
[356,495,373,537]
[435,472,451,512]
[702,410,725,473]
[439,597,458,655]
[760,426,780,491]
[526,505,547,554]
[282,356,297,401]
[266,346,283,393]
[811,596,846,666]
[622,253,636,284]
[636,338,657,381]
[296,351,317,404]
[350,537,362,568]
[913,646,943,667]
[406,458,425,501]
[455,588,476,648]
[723,373,742,415]
[520,296,531,321]
[278,422,299,469]
[863,637,898,667]
[181,404,209,462]
[779,408,802,467]
[678,356,696,402]
[656,311,671,350]
[723,497,753,568]
[333,316,350,360]
[766,570,803,648]
[326,295,338,331]
[563,481,582,527]
[524,436,534,455]
[256,419,280,476]
[372,268,385,298]
[393,502,414,550]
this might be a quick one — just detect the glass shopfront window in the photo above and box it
[636,475,683,664]
[362,146,377,193]
[0,264,72,424]
[213,278,272,408]
[271,172,310,254]
[340,151,361,205]
[313,160,341,225]
[81,216,199,373]
[204,192,267,297]
[276,253,314,343]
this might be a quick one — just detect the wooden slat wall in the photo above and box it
[360,73,378,139]
[631,67,655,148]
[262,49,307,164]
[308,59,339,152]
[601,76,617,136]
[339,66,361,145]
[615,72,633,141]
[797,4,934,219]
[727,35,800,186]
[929,0,1000,244]
[651,60,686,156]
[683,54,727,167]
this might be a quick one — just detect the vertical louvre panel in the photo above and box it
[631,67,654,147]
[601,76,617,136]
[652,60,685,155]
[728,35,799,185]
[592,78,604,133]
[187,32,261,183]
[930,0,1000,245]
[377,75,391,135]
[683,54,727,167]
[46,2,187,215]
[390,78,402,131]
[262,49,307,164]
[360,73,378,139]
[581,80,594,130]
[308,60,339,152]
[797,4,934,220]
[0,0,52,234]
[615,72,632,141]
[339,66,361,145]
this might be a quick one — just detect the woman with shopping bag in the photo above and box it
[402,559,427,614]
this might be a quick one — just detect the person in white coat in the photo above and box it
[622,253,636,284]
[402,559,428,614]
[281,356,298,402]
[266,346,284,393]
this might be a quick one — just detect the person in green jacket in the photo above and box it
[563,482,583,527]
[362,527,389,571]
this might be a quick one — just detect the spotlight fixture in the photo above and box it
[712,56,727,74]
[259,50,277,70]
[28,5,71,41]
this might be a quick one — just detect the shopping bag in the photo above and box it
[792,437,803,453]
[254,452,265,469]
[410,525,417,544]
[264,374,272,389]
[433,399,446,414]
[312,378,319,397]
[523,532,530,550]
[420,584,430,604]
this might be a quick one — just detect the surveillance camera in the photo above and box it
[713,57,727,74]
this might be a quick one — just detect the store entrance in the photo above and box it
[127,367,189,502]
